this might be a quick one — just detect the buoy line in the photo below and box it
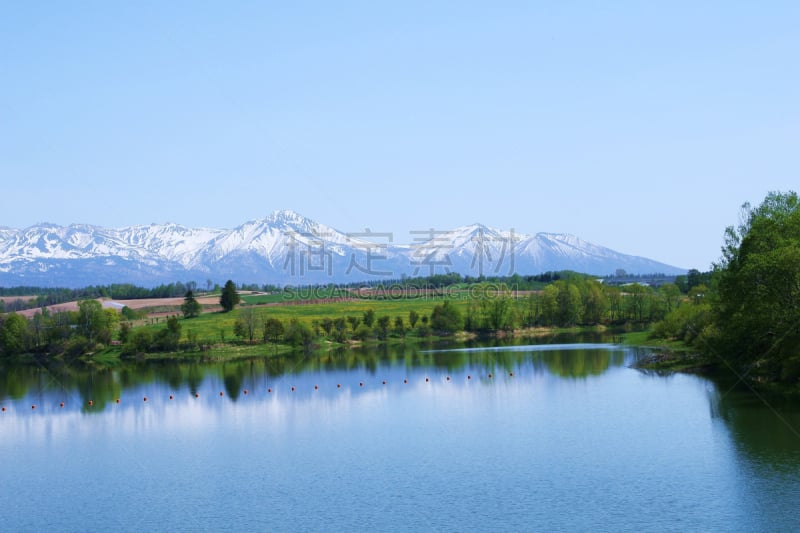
[1,371,517,414]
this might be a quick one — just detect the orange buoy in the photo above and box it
[60,402,65,408]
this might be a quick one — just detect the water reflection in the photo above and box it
[708,373,800,466]
[3,343,799,471]
[0,342,632,412]
[2,341,799,531]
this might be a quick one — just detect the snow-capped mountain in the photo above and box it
[0,211,685,287]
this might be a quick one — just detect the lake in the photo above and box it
[2,341,799,531]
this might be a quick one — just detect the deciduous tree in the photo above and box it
[714,191,800,380]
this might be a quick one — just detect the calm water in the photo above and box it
[2,342,799,531]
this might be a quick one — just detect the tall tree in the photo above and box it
[582,281,608,325]
[234,307,260,342]
[181,290,202,318]
[713,191,800,380]
[220,280,240,312]
[540,284,559,326]
[77,299,110,344]
[555,282,582,326]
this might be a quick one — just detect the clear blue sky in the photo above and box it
[1,1,798,270]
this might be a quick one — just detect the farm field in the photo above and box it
[145,295,471,343]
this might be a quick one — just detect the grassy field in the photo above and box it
[147,296,471,343]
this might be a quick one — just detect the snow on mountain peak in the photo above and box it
[0,213,686,287]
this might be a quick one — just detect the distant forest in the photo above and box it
[0,270,706,314]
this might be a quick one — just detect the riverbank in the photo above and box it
[622,332,800,395]
[24,324,632,367]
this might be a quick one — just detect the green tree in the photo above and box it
[540,285,559,326]
[487,294,515,331]
[234,307,259,342]
[124,328,153,355]
[688,284,709,305]
[393,316,406,337]
[658,283,682,314]
[320,317,334,336]
[0,313,31,356]
[181,290,202,318]
[687,269,703,292]
[121,306,139,321]
[346,315,360,332]
[262,318,285,344]
[556,282,582,326]
[523,293,539,327]
[713,191,800,380]
[582,280,608,325]
[651,301,711,345]
[154,316,181,351]
[430,300,463,335]
[118,321,132,344]
[219,280,240,312]
[77,299,110,344]
[624,284,649,323]
[408,310,419,328]
[333,317,348,342]
[363,309,376,328]
[605,286,623,323]
[284,319,314,350]
[353,323,373,341]
[376,315,391,340]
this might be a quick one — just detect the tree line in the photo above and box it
[2,274,700,358]
[650,191,800,384]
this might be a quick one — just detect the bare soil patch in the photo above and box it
[0,295,37,303]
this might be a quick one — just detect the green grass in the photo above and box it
[143,342,295,361]
[619,329,694,351]
[145,297,469,344]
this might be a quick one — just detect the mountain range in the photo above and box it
[0,210,685,287]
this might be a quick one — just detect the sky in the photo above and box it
[1,1,798,271]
